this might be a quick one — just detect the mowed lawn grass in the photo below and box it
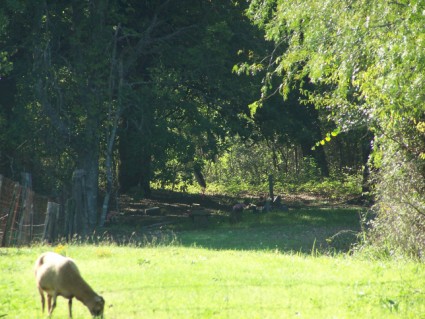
[2,244,425,319]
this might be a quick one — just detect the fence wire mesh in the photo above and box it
[0,175,48,247]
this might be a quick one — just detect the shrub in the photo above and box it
[366,138,425,259]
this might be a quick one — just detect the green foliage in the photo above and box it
[0,1,263,198]
[246,0,425,256]
[203,136,362,198]
[366,136,425,258]
[118,0,261,193]
[0,6,13,76]
[312,127,341,150]
[246,0,425,128]
[0,51,12,75]
[297,175,362,199]
[0,0,366,206]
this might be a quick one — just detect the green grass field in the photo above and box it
[2,207,425,318]
[174,207,363,252]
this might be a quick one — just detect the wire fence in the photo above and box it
[0,174,49,247]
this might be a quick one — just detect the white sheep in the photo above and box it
[34,252,105,318]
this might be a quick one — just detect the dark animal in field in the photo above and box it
[231,203,246,223]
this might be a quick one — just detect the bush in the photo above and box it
[296,174,362,199]
[366,138,425,259]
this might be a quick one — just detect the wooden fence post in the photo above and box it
[43,202,60,243]
[71,169,89,237]
[17,172,33,245]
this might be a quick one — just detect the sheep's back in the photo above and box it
[35,252,81,298]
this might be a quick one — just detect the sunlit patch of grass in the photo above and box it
[0,206,417,318]
[2,245,425,319]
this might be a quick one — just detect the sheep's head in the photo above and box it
[88,295,105,318]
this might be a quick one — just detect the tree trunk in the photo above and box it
[78,140,99,232]
[71,169,90,236]
[139,151,152,198]
[99,107,122,227]
[99,152,113,228]
[99,27,122,227]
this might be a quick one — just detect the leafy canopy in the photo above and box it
[246,0,425,137]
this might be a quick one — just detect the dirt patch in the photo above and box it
[106,190,233,230]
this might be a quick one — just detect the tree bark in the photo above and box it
[71,169,90,236]
[140,151,152,198]
[78,139,99,232]
[99,27,122,227]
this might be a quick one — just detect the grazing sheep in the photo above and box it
[34,252,104,318]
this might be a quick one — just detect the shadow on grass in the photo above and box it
[166,207,364,254]
[107,189,365,254]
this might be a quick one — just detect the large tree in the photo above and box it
[1,0,201,230]
[1,0,262,230]
[118,0,261,195]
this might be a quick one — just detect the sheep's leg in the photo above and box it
[38,288,45,313]
[49,294,57,316]
[47,295,52,314]
[68,298,73,318]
